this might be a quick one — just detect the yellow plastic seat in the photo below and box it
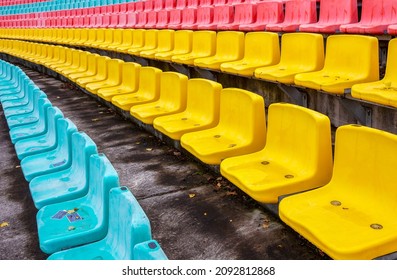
[76,56,111,87]
[130,72,188,124]
[154,30,193,61]
[35,45,55,65]
[294,35,379,95]
[153,79,222,140]
[75,29,89,46]
[62,52,90,76]
[220,32,280,77]
[92,29,114,49]
[181,88,266,165]
[111,67,162,111]
[104,29,123,51]
[115,29,134,53]
[53,50,83,74]
[47,48,73,69]
[83,29,98,47]
[68,53,100,82]
[254,33,324,84]
[351,38,397,107]
[85,59,123,94]
[171,31,216,66]
[98,62,141,101]
[220,103,333,203]
[128,29,158,56]
[41,46,65,67]
[279,124,397,260]
[194,31,245,71]
[139,29,175,59]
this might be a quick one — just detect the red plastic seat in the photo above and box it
[145,11,158,28]
[176,0,187,9]
[239,1,283,31]
[144,0,154,11]
[183,6,212,30]
[117,13,128,28]
[154,0,165,11]
[127,2,136,12]
[109,14,119,28]
[341,0,397,35]
[218,3,257,30]
[213,0,227,5]
[179,8,197,29]
[125,12,137,28]
[164,0,176,10]
[266,0,317,32]
[156,10,170,29]
[197,5,234,30]
[187,0,199,7]
[167,9,182,29]
[299,0,358,33]
[135,11,149,28]
[200,0,213,6]
[135,1,144,12]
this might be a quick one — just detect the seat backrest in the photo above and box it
[214,31,244,59]
[172,30,193,53]
[359,0,397,25]
[41,106,64,148]
[383,38,397,80]
[181,7,196,25]
[186,78,222,124]
[176,0,187,9]
[158,71,188,111]
[256,1,283,24]
[136,11,148,27]
[279,33,324,70]
[191,30,216,56]
[156,29,174,51]
[265,102,332,180]
[233,3,256,25]
[103,28,114,44]
[156,10,169,27]
[196,6,213,25]
[213,5,234,25]
[137,66,162,100]
[217,88,266,149]
[105,187,152,260]
[53,118,78,165]
[243,32,280,64]
[144,0,154,11]
[142,29,158,49]
[283,0,317,25]
[323,35,378,79]
[69,131,98,191]
[95,28,106,43]
[317,0,358,24]
[120,29,133,46]
[169,8,181,25]
[331,124,397,212]
[120,62,141,92]
[112,29,123,45]
[154,0,164,11]
[146,10,157,27]
[86,153,120,224]
[106,59,123,84]
[131,29,145,48]
[164,0,175,10]
[95,56,111,79]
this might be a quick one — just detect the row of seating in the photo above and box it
[3,39,397,260]
[0,0,47,6]
[0,59,167,260]
[3,28,395,106]
[4,0,397,35]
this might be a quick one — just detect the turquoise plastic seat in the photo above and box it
[47,187,159,260]
[133,240,168,260]
[1,82,40,109]
[37,154,120,254]
[3,88,45,118]
[0,76,30,101]
[0,67,23,88]
[14,107,64,160]
[20,119,78,182]
[9,98,52,144]
[29,132,98,209]
[6,94,57,129]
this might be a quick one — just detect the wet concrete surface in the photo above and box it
[0,62,328,260]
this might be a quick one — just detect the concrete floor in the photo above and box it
[0,63,328,260]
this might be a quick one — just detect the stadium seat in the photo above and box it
[9,98,52,144]
[154,30,193,61]
[341,0,397,34]
[178,7,197,30]
[171,30,216,66]
[132,240,168,260]
[36,153,120,254]
[167,9,182,29]
[218,3,256,30]
[103,29,123,51]
[221,103,332,203]
[111,67,162,111]
[238,1,283,31]
[181,88,266,165]
[153,78,222,140]
[85,59,123,95]
[156,10,170,29]
[184,6,213,30]
[145,10,158,28]
[68,53,101,82]
[97,62,141,102]
[194,31,244,70]
[19,118,78,182]
[12,107,63,160]
[134,11,148,29]
[279,124,397,259]
[351,38,397,107]
[29,132,98,210]
[254,33,324,84]
[53,50,84,75]
[130,71,188,124]
[47,188,163,260]
[139,29,174,59]
[220,32,280,76]
[125,11,137,28]
[127,29,158,56]
[197,5,234,30]
[265,0,316,32]
[295,35,379,95]
[299,0,358,33]
[3,88,45,119]
[76,56,111,88]
[61,52,90,76]
[114,29,134,53]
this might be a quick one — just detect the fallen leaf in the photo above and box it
[146,148,153,151]
[0,222,9,228]
[135,142,141,145]
[15,165,20,169]
[216,182,222,188]
[203,212,207,216]
[262,219,270,229]
[91,118,99,122]
[216,177,223,181]
[226,191,237,196]
[189,193,196,198]
[173,151,181,156]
